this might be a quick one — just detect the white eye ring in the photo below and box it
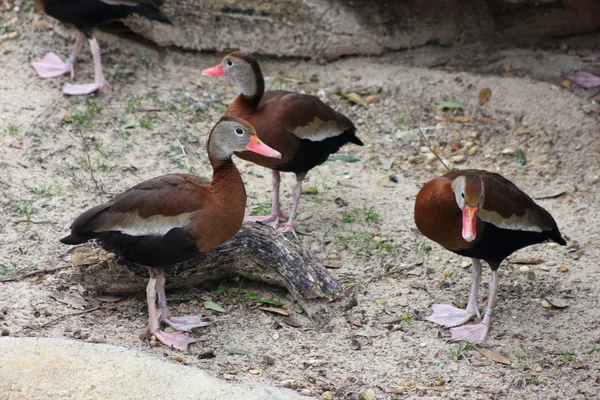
[226,59,233,66]
[235,127,244,135]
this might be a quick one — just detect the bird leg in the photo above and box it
[246,170,288,228]
[32,31,85,79]
[155,269,210,332]
[63,38,112,95]
[145,268,197,351]
[278,171,306,238]
[425,258,482,327]
[449,268,499,343]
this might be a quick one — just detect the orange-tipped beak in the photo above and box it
[245,136,281,159]
[202,64,225,77]
[462,206,478,242]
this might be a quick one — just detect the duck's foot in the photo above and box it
[278,218,299,240]
[162,315,210,332]
[32,53,75,79]
[152,329,197,351]
[245,214,285,229]
[63,79,111,96]
[425,304,476,328]
[449,322,489,343]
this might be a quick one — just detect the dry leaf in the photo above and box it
[543,298,569,308]
[221,98,234,105]
[347,316,363,326]
[511,258,544,265]
[342,92,369,108]
[365,94,379,104]
[478,88,492,105]
[567,71,600,88]
[191,80,204,88]
[95,295,122,303]
[454,115,472,123]
[260,306,290,316]
[387,278,404,295]
[48,290,90,310]
[475,347,510,365]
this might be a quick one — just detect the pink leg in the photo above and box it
[246,170,289,228]
[278,171,306,239]
[449,268,499,343]
[146,268,197,351]
[425,258,482,327]
[63,38,112,95]
[155,269,210,331]
[32,31,85,79]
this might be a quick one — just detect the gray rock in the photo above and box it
[0,337,307,400]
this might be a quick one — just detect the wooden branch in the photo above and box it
[0,265,72,283]
[67,223,343,326]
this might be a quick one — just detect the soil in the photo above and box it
[1,8,600,400]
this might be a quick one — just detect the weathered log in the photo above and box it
[122,0,589,61]
[66,222,343,326]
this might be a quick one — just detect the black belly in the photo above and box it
[61,228,200,269]
[453,221,563,269]
[277,129,362,174]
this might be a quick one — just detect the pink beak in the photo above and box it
[462,206,478,242]
[245,136,281,159]
[202,64,225,77]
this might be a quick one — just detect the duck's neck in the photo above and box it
[209,157,245,198]
[238,63,265,108]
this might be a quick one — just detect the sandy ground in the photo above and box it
[1,8,600,400]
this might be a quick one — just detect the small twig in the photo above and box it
[409,113,450,172]
[34,306,103,329]
[175,138,191,171]
[61,126,104,195]
[0,265,72,282]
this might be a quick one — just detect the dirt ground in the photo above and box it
[1,8,600,400]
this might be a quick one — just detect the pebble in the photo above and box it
[434,378,445,386]
[501,147,517,155]
[442,269,452,277]
[272,333,280,340]
[359,389,376,400]
[462,261,471,268]
[557,266,569,273]
[222,373,236,380]
[438,161,453,173]
[322,391,335,400]
[300,389,313,396]
[327,253,339,260]
[539,266,550,271]
[248,369,263,375]
[519,266,531,273]
[1,328,9,336]
[281,380,298,389]
[468,146,480,156]
[546,260,557,266]
[451,155,466,163]
[375,299,386,305]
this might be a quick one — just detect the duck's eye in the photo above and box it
[226,59,233,66]
[461,193,465,199]
[235,127,244,135]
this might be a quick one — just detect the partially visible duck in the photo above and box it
[60,116,281,350]
[202,52,363,237]
[32,0,172,95]
[414,170,566,342]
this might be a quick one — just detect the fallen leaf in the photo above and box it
[260,306,290,316]
[532,189,567,200]
[541,299,553,308]
[365,94,379,104]
[248,369,263,375]
[95,295,122,303]
[121,119,136,130]
[437,101,461,109]
[48,290,90,310]
[511,258,544,265]
[347,316,362,326]
[377,177,396,187]
[543,297,569,309]
[191,80,204,88]
[567,71,600,88]
[166,294,190,301]
[280,75,306,83]
[378,156,394,170]
[302,186,318,195]
[341,92,369,108]
[454,115,472,123]
[478,88,492,105]
[516,149,527,166]
[204,300,226,313]
[224,347,251,355]
[328,155,360,163]
[475,347,511,365]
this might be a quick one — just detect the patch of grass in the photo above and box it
[399,308,413,325]
[396,361,410,367]
[586,345,600,354]
[395,115,405,127]
[341,209,358,223]
[137,51,151,66]
[334,229,393,256]
[33,184,53,197]
[250,203,271,216]
[66,99,102,127]
[415,239,431,254]
[340,207,381,224]
[139,118,155,129]
[125,97,142,113]
[5,124,19,134]
[364,207,381,223]
[559,352,579,363]
[448,342,475,361]
[11,200,34,228]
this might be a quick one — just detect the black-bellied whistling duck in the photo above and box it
[414,170,566,342]
[32,0,171,95]
[60,117,281,350]
[202,52,363,237]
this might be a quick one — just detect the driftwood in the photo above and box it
[122,0,591,61]
[66,222,343,326]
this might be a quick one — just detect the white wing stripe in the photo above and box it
[96,212,193,237]
[479,209,543,232]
